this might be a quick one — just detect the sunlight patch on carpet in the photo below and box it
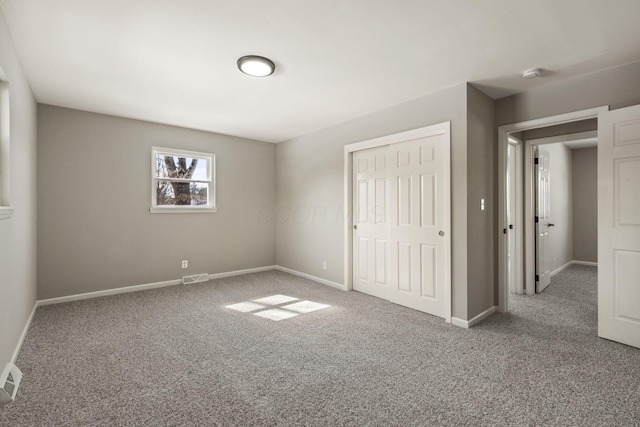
[225,302,267,313]
[253,309,300,321]
[252,294,299,305]
[282,301,331,313]
[225,294,331,321]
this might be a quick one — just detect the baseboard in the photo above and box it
[572,260,597,267]
[551,261,573,277]
[208,265,276,281]
[37,279,182,306]
[11,302,38,364]
[451,306,497,329]
[36,265,283,307]
[274,266,347,291]
[550,260,597,278]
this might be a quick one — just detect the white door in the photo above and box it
[353,146,390,301]
[598,104,640,349]
[536,147,552,293]
[352,130,450,320]
[389,135,450,318]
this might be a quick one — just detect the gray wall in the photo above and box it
[523,119,596,141]
[496,62,640,126]
[497,62,640,273]
[572,147,597,262]
[0,8,38,368]
[276,83,498,321]
[466,84,496,318]
[38,105,276,299]
[544,143,573,271]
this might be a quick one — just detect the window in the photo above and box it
[150,147,216,213]
[0,75,12,220]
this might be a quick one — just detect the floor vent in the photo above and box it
[182,273,209,285]
[0,363,22,405]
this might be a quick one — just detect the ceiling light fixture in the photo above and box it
[237,55,276,77]
[522,68,543,79]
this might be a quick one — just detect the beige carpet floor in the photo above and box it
[1,265,639,426]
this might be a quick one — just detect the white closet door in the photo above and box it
[598,104,640,349]
[352,146,391,300]
[388,134,450,318]
[351,125,450,321]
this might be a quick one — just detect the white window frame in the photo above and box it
[0,77,12,220]
[150,146,216,213]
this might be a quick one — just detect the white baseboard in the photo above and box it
[37,266,281,307]
[11,302,38,364]
[37,278,182,306]
[274,266,347,291]
[451,306,497,329]
[550,260,597,279]
[208,265,276,281]
[551,261,573,277]
[572,260,597,267]
[37,265,344,308]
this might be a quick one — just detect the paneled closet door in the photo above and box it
[352,128,450,321]
[352,146,391,301]
[388,134,449,319]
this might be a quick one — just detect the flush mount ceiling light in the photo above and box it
[522,68,543,79]
[237,55,275,77]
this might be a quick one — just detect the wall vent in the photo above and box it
[182,273,209,285]
[0,363,22,405]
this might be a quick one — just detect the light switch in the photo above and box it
[481,199,485,211]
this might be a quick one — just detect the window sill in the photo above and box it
[149,206,217,214]
[0,206,14,220]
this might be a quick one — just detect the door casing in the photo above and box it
[507,137,524,294]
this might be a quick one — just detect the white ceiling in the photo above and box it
[2,0,640,143]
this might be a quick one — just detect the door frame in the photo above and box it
[497,107,608,313]
[343,121,451,322]
[523,131,599,294]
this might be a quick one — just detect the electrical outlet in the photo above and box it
[181,260,188,269]
[322,261,327,270]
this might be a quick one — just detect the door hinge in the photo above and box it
[535,216,539,223]
[535,274,540,281]
[534,157,539,165]
[503,228,507,234]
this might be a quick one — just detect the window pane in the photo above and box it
[156,181,209,206]
[155,155,208,180]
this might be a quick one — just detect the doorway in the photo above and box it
[497,106,608,312]
[526,131,599,294]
